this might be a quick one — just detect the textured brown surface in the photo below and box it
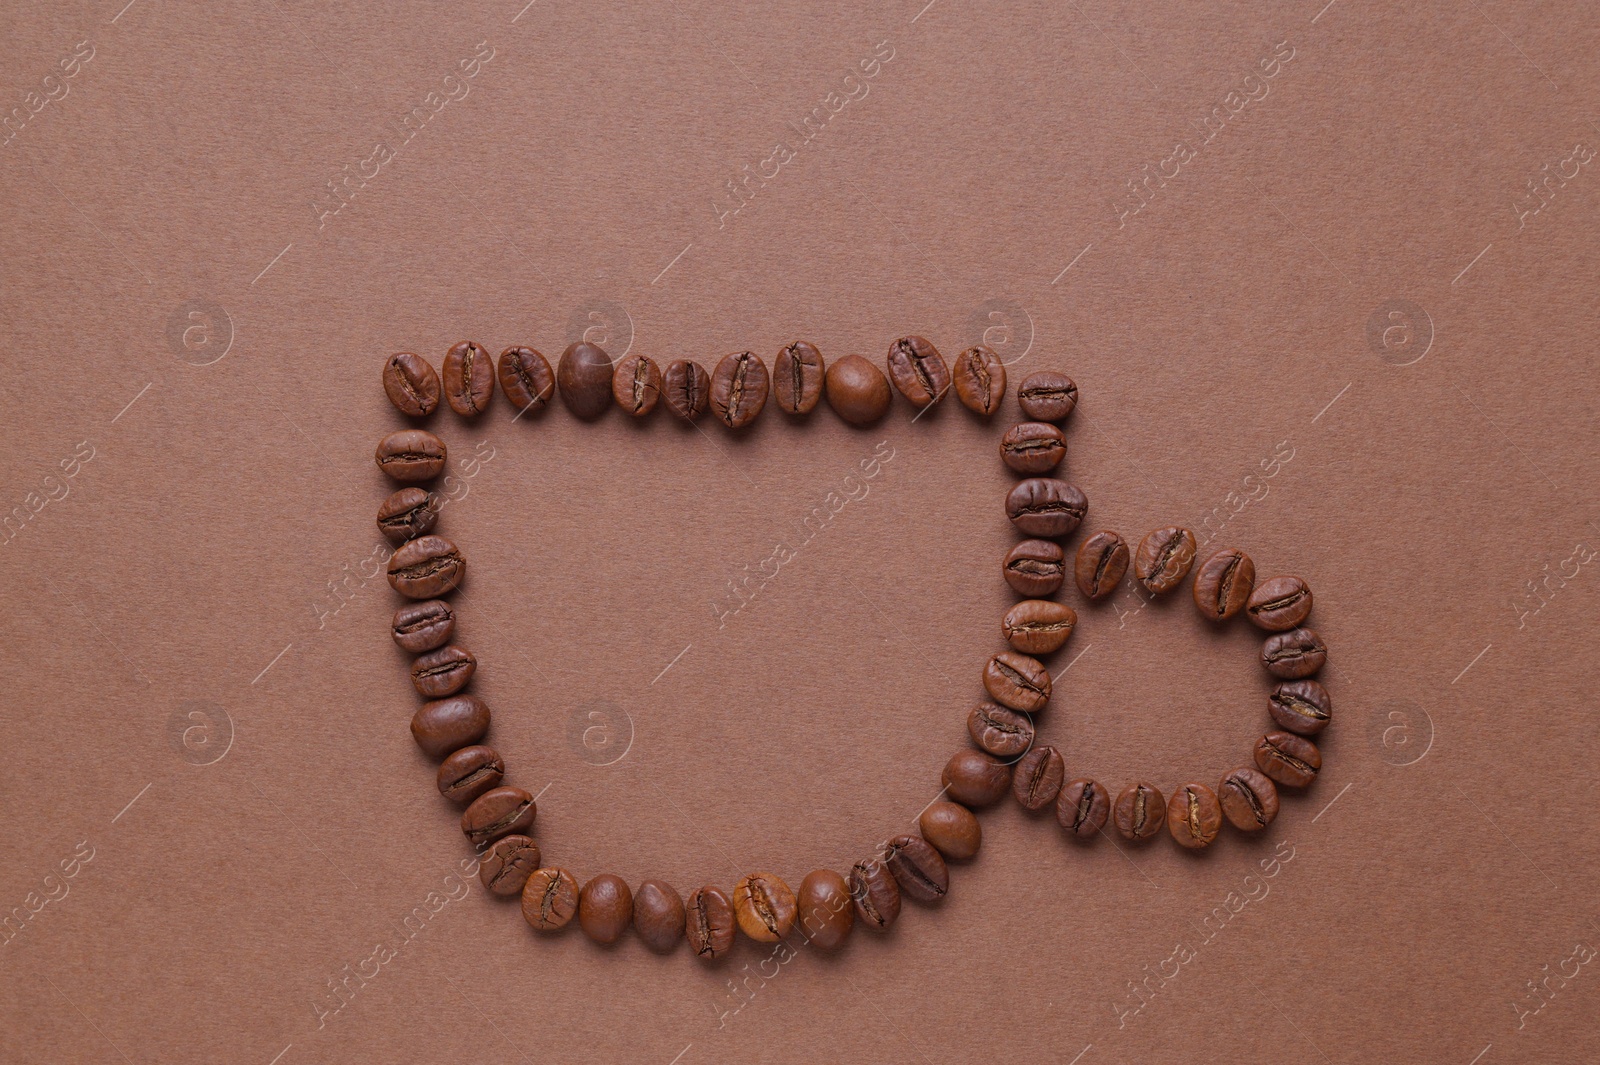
[3,1,1599,1062]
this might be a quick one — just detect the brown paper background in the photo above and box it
[3,0,1598,1062]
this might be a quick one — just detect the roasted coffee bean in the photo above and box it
[1013,745,1065,811]
[773,341,825,415]
[886,336,951,408]
[967,703,1034,758]
[522,868,579,931]
[1000,422,1067,475]
[479,834,540,896]
[377,487,440,544]
[1268,679,1332,736]
[952,345,1005,415]
[733,872,797,942]
[1017,371,1078,422]
[886,834,949,902]
[983,651,1052,713]
[1261,627,1327,678]
[1114,783,1166,841]
[443,341,494,416]
[710,351,769,429]
[382,352,440,417]
[1006,478,1088,538]
[612,353,662,416]
[1167,784,1222,849]
[1056,778,1110,838]
[942,749,1013,807]
[387,535,465,599]
[435,744,503,804]
[663,359,710,420]
[1219,767,1279,831]
[497,345,555,414]
[375,429,447,482]
[1255,731,1322,787]
[797,870,854,950]
[460,785,536,845]
[686,886,737,960]
[848,858,901,932]
[1135,527,1197,595]
[1004,539,1066,597]
[558,341,614,420]
[1247,575,1314,631]
[919,801,981,861]
[1075,531,1130,599]
[579,874,634,945]
[826,354,892,426]
[410,694,489,760]
[1193,547,1255,620]
[633,880,686,954]
[392,599,455,653]
[1002,600,1077,655]
[411,644,476,698]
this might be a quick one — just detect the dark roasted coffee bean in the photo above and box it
[663,359,710,420]
[1268,679,1332,736]
[1167,784,1222,849]
[942,749,1013,807]
[375,429,447,483]
[1004,539,1066,597]
[886,336,951,408]
[686,886,736,960]
[1002,600,1077,655]
[952,345,1005,415]
[411,644,476,698]
[1114,783,1166,841]
[460,785,535,845]
[1006,478,1088,538]
[1219,767,1279,831]
[392,600,455,653]
[886,834,949,902]
[387,535,465,599]
[710,351,769,428]
[1135,527,1197,595]
[410,695,489,759]
[633,880,686,954]
[1056,778,1110,838]
[382,352,440,417]
[612,353,662,417]
[435,744,503,804]
[522,868,579,931]
[1261,627,1327,678]
[479,834,540,896]
[1193,547,1255,620]
[1000,422,1067,474]
[1013,745,1065,811]
[848,858,901,932]
[797,870,853,950]
[497,345,555,414]
[734,872,796,942]
[919,801,981,861]
[983,651,1052,712]
[558,341,614,419]
[443,341,494,416]
[377,487,440,544]
[1247,575,1314,631]
[579,874,633,945]
[967,703,1034,758]
[1017,371,1078,422]
[826,354,892,426]
[773,341,825,415]
[1255,731,1322,787]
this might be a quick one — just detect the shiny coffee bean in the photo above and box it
[387,535,465,599]
[710,351,769,429]
[1261,627,1327,678]
[1002,600,1077,655]
[1017,371,1078,422]
[497,346,554,414]
[983,651,1052,712]
[579,874,633,945]
[1219,767,1279,831]
[522,868,579,931]
[919,801,981,861]
[1167,784,1222,849]
[797,870,853,950]
[633,880,686,954]
[558,341,614,420]
[1000,422,1067,474]
[848,858,901,932]
[942,749,1013,807]
[663,360,710,420]
[410,695,489,759]
[382,352,440,417]
[1268,679,1332,736]
[375,429,447,482]
[733,872,796,942]
[479,834,540,896]
[1255,731,1322,787]
[952,345,1005,415]
[1135,527,1197,595]
[391,599,455,653]
[1004,539,1066,597]
[886,834,949,902]
[612,353,662,416]
[1247,576,1314,631]
[1013,745,1065,811]
[1056,778,1110,838]
[886,336,951,408]
[826,354,892,425]
[1075,531,1130,599]
[1114,783,1166,841]
[967,703,1034,758]
[1006,478,1088,538]
[435,744,503,805]
[443,341,495,416]
[411,644,476,698]
[773,341,825,415]
[686,886,736,960]
[377,487,440,544]
[460,785,536,846]
[1193,547,1255,621]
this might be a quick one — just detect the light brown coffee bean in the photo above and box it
[942,749,1013,807]
[1017,371,1077,422]
[497,346,554,414]
[710,351,769,429]
[1005,478,1088,538]
[796,870,853,950]
[460,785,535,846]
[1246,575,1314,631]
[1075,531,1129,599]
[983,651,1052,712]
[1000,422,1067,474]
[1167,784,1222,849]
[886,834,949,901]
[1261,627,1327,678]
[826,354,892,426]
[1254,731,1322,787]
[1135,527,1197,595]
[612,353,662,417]
[633,880,686,954]
[1268,679,1332,736]
[663,359,710,421]
[435,744,503,804]
[1004,539,1066,597]
[1056,778,1109,839]
[686,886,736,960]
[967,703,1034,758]
[1114,782,1166,841]
[1002,600,1077,655]
[579,874,633,945]
[848,858,900,932]
[1219,767,1279,831]
[733,872,796,942]
[479,834,540,896]
[952,345,1005,415]
[1193,547,1255,621]
[1012,745,1065,811]
[377,487,440,544]
[773,341,825,415]
[410,695,489,760]
[886,335,950,408]
[411,644,476,698]
[382,352,440,417]
[443,341,494,416]
[391,600,454,653]
[387,535,464,599]
[522,868,579,931]
[918,801,981,861]
[558,341,614,420]
[375,429,447,483]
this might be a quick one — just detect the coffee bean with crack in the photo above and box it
[443,340,495,416]
[479,834,540,896]
[885,834,949,902]
[382,352,440,417]
[522,868,579,931]
[710,351,770,428]
[1004,539,1066,597]
[1268,679,1332,736]
[578,874,634,945]
[983,651,1052,712]
[848,858,901,932]
[1006,478,1088,538]
[1114,782,1166,841]
[773,341,825,415]
[942,749,1013,807]
[1013,745,1065,811]
[377,487,440,544]
[410,644,476,698]
[1247,575,1314,631]
[558,341,614,420]
[1017,371,1077,422]
[387,535,465,599]
[1056,778,1109,839]
[1135,526,1197,595]
[1075,531,1130,599]
[967,702,1035,758]
[460,785,536,846]
[391,600,455,653]
[1192,547,1255,621]
[497,345,554,414]
[1219,767,1279,831]
[1254,731,1322,787]
[410,694,489,759]
[733,872,797,942]
[435,744,503,804]
[375,429,447,483]
[886,335,951,408]
[1002,600,1077,655]
[1000,422,1067,474]
[952,345,1006,415]
[663,359,710,421]
[1167,784,1222,849]
[611,353,662,417]
[1261,627,1327,679]
[685,886,737,960]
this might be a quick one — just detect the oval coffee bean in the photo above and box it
[1135,527,1197,595]
[411,644,476,698]
[1261,627,1327,679]
[686,886,737,960]
[1013,745,1065,811]
[522,868,579,931]
[578,874,634,945]
[796,870,853,951]
[497,345,554,414]
[1004,539,1066,597]
[460,785,536,846]
[886,834,949,902]
[392,599,455,653]
[1056,778,1109,839]
[1075,531,1130,599]
[1268,679,1332,736]
[479,834,540,896]
[1247,575,1314,631]
[663,359,710,420]
[435,744,504,805]
[1114,782,1166,841]
[773,341,825,415]
[558,341,614,420]
[382,352,440,417]
[377,487,440,544]
[826,354,892,426]
[387,535,465,599]
[710,351,769,429]
[952,345,1005,415]
[1017,371,1077,422]
[983,651,1052,713]
[443,340,494,416]
[1219,767,1279,831]
[886,335,951,408]
[848,858,901,932]
[1006,478,1088,538]
[612,353,662,417]
[633,880,686,954]
[375,429,447,483]
[1254,731,1322,787]
[967,703,1034,758]
[918,801,981,861]
[942,749,1013,807]
[1002,600,1077,655]
[733,872,797,942]
[1192,547,1255,621]
[999,422,1067,475]
[1167,784,1222,849]
[410,695,489,760]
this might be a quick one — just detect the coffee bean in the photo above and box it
[382,352,440,417]
[1167,784,1222,849]
[387,535,465,599]
[1056,778,1109,838]
[522,868,579,931]
[392,599,455,653]
[411,644,476,698]
[497,346,554,414]
[443,341,495,416]
[1017,371,1077,422]
[967,703,1034,758]
[983,651,1052,712]
[1113,782,1166,841]
[460,785,535,846]
[796,870,853,950]
[734,872,796,942]
[435,744,503,805]
[1134,527,1197,595]
[375,429,447,483]
[942,749,1013,807]
[1219,767,1279,831]
[633,880,686,954]
[1002,600,1077,655]
[1004,539,1066,597]
[377,487,440,544]
[1000,422,1067,474]
[1006,478,1088,538]
[1261,627,1327,678]
[886,834,949,902]
[886,336,951,408]
[578,874,633,945]
[952,345,1005,415]
[848,858,901,932]
[919,801,981,861]
[1193,547,1255,621]
[663,360,710,421]
[1075,531,1130,599]
[1246,575,1314,631]
[710,351,769,429]
[773,341,825,415]
[558,341,614,420]
[1013,745,1065,811]
[1268,679,1332,736]
[479,834,540,896]
[686,886,736,960]
[410,694,489,759]
[1254,731,1322,787]
[612,353,662,417]
[826,354,892,425]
